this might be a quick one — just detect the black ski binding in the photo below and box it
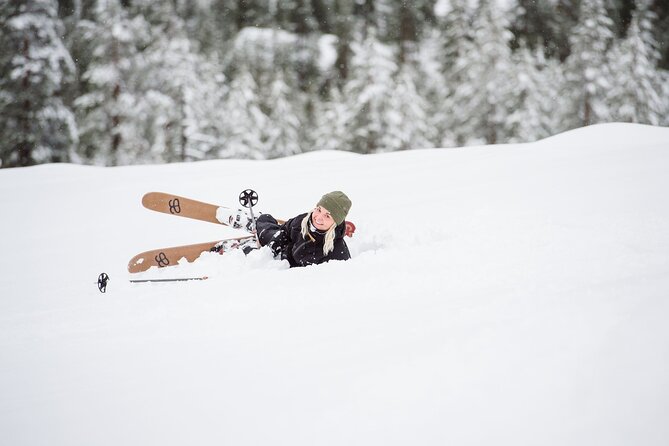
[97,272,110,293]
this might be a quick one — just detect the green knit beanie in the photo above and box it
[317,191,352,225]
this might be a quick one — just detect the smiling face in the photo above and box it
[311,205,335,231]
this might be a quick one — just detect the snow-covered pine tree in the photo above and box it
[343,31,432,153]
[138,27,226,163]
[662,70,669,126]
[219,65,267,160]
[311,87,352,152]
[378,0,436,64]
[304,31,348,152]
[435,0,473,146]
[224,27,298,91]
[607,0,664,126]
[437,0,472,76]
[380,63,436,151]
[506,44,564,143]
[263,70,303,158]
[562,0,615,128]
[0,0,77,167]
[416,29,450,147]
[274,0,320,34]
[552,0,581,62]
[382,5,447,153]
[172,0,241,57]
[331,0,355,87]
[342,29,398,153]
[222,27,313,159]
[73,0,151,165]
[509,0,564,60]
[446,0,516,145]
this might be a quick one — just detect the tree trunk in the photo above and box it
[19,36,33,166]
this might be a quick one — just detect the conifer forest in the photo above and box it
[1,0,668,167]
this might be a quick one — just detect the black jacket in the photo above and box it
[256,213,350,267]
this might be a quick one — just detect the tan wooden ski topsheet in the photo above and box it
[142,192,224,225]
[128,237,253,273]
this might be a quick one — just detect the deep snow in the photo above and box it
[1,123,669,446]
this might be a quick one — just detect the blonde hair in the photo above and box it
[301,211,336,255]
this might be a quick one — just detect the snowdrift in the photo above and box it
[1,123,669,446]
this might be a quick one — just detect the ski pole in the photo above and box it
[129,276,208,284]
[239,189,260,247]
[97,272,208,293]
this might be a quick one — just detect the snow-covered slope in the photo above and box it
[1,123,669,446]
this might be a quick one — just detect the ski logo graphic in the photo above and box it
[168,198,181,214]
[155,252,170,267]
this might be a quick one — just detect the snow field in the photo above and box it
[1,123,669,445]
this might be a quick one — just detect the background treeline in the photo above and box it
[1,0,668,167]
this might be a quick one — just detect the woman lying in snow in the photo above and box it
[254,191,352,267]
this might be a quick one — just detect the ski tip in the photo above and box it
[128,255,150,274]
[141,191,170,207]
[141,192,154,207]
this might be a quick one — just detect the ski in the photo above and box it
[127,235,256,273]
[141,191,273,232]
[141,191,357,237]
[96,272,208,293]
